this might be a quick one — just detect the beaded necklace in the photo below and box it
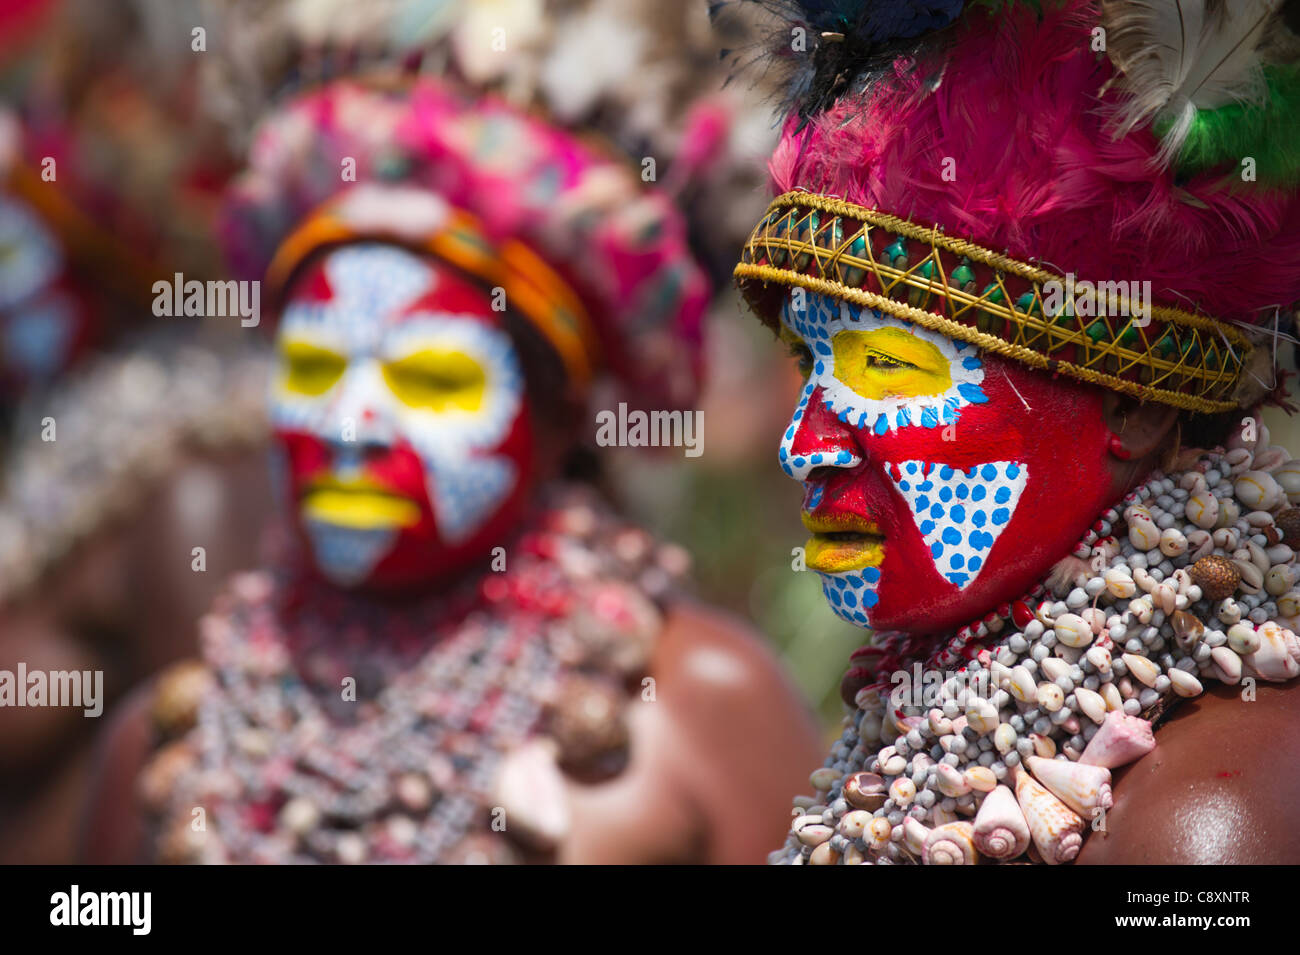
[777,445,1300,865]
[142,484,685,864]
[0,336,269,604]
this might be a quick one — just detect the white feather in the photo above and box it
[1102,0,1285,164]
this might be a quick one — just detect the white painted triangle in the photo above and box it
[428,454,517,544]
[888,460,1028,589]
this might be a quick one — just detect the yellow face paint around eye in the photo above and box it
[382,349,487,412]
[831,326,952,400]
[280,340,347,396]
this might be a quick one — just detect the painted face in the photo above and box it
[272,243,533,590]
[779,293,1116,633]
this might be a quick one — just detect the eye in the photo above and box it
[862,348,915,371]
[383,349,487,412]
[787,340,815,379]
[831,327,954,401]
[280,341,346,396]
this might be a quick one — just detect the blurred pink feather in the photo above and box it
[766,0,1300,324]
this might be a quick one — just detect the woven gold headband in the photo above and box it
[735,192,1252,414]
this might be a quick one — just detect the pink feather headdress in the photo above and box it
[729,0,1300,410]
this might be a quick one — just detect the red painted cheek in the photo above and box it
[278,407,538,591]
[801,358,1118,633]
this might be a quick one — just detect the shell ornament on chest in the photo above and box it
[772,295,1300,865]
[140,487,685,864]
[777,442,1300,865]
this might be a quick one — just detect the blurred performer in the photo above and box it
[84,0,821,864]
[0,0,272,863]
[723,0,1300,863]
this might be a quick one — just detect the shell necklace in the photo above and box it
[142,485,684,864]
[777,443,1300,865]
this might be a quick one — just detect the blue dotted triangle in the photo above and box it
[889,461,1027,589]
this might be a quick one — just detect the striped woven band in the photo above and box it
[735,191,1251,413]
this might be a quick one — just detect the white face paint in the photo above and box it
[777,294,989,480]
[887,460,1028,589]
[271,243,526,587]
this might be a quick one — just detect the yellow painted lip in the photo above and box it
[805,533,886,572]
[301,479,421,530]
[801,512,882,535]
[802,514,885,573]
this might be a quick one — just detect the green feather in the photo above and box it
[1169,64,1300,188]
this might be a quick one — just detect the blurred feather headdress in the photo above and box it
[725,0,1300,412]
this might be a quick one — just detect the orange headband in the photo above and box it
[265,198,600,393]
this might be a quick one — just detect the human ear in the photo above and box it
[1102,392,1180,462]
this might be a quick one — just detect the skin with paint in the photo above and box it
[777,290,1300,864]
[271,243,536,591]
[79,241,824,864]
[779,293,1119,633]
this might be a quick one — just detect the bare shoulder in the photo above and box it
[642,599,825,863]
[79,680,157,864]
[1077,681,1300,864]
[652,599,816,721]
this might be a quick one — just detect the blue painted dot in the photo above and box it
[992,507,1010,525]
[930,504,945,519]
[862,567,881,584]
[931,541,944,558]
[810,453,823,465]
[995,486,1011,504]
[917,481,934,492]
[972,510,987,527]
[939,486,953,502]
[962,356,982,370]
[863,591,880,608]
[955,483,969,500]
[939,465,954,479]
[785,426,795,440]
[919,519,935,536]
[829,589,843,606]
[899,480,911,492]
[949,504,965,522]
[969,556,982,571]
[779,447,788,461]
[906,462,918,475]
[981,464,997,480]
[915,495,930,512]
[1007,463,1021,478]
[874,415,889,436]
[972,486,987,502]
[793,457,806,469]
[921,408,939,428]
[942,527,961,545]
[844,591,857,608]
[949,553,965,570]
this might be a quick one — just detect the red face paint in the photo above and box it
[781,295,1116,634]
[272,243,536,591]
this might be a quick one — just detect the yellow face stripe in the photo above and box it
[302,488,421,529]
[830,326,953,401]
[280,340,347,396]
[381,348,487,413]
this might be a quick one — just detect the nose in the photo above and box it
[779,383,865,481]
[323,359,396,465]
